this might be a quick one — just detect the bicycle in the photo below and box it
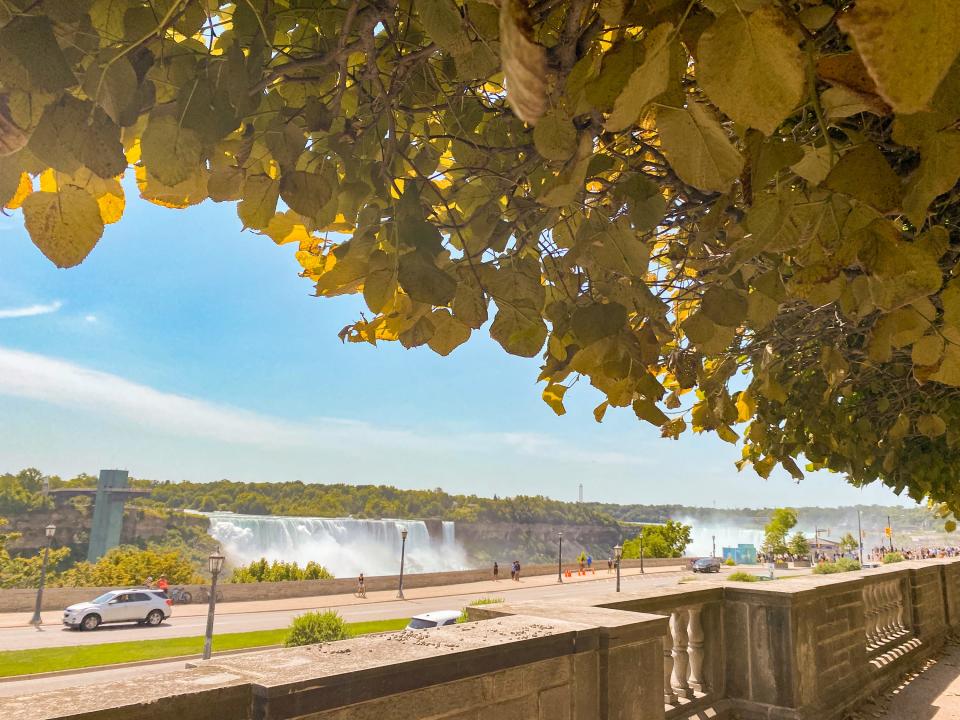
[169,586,192,604]
[196,585,224,604]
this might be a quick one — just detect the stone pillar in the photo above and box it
[663,632,676,706]
[687,605,705,693]
[670,609,691,699]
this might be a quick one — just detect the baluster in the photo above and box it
[893,579,905,634]
[882,581,895,638]
[687,605,706,693]
[671,609,691,699]
[863,584,875,644]
[664,632,677,705]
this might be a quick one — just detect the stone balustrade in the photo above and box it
[5,559,960,720]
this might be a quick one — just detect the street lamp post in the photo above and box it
[857,509,864,565]
[397,527,408,599]
[640,534,644,574]
[556,532,563,584]
[202,549,225,660]
[30,524,56,629]
[614,545,623,592]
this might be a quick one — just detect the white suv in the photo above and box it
[63,589,172,630]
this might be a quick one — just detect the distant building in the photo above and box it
[722,544,758,565]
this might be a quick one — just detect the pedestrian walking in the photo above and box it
[587,555,593,571]
[607,557,613,573]
[356,573,366,598]
[493,562,499,581]
[515,560,522,581]
[510,562,516,581]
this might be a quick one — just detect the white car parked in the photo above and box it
[63,589,172,630]
[406,610,461,630]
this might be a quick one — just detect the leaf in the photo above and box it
[83,55,139,126]
[917,413,947,438]
[701,287,747,327]
[605,23,674,132]
[279,171,334,221]
[903,131,960,226]
[824,144,901,212]
[656,103,744,193]
[542,383,569,416]
[632,398,668,427]
[490,304,547,357]
[791,145,833,185]
[838,0,960,114]
[697,6,804,134]
[418,0,471,56]
[237,174,280,230]
[0,16,75,93]
[499,0,547,124]
[912,333,944,367]
[22,185,104,268]
[452,280,489,329]
[141,115,203,187]
[533,110,578,161]
[397,250,457,305]
[29,96,126,179]
[571,302,627,345]
[427,309,471,356]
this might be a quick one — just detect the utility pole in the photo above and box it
[887,514,894,552]
[711,535,716,559]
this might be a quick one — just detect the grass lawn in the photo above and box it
[0,617,409,678]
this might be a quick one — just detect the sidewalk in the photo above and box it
[855,643,960,720]
[0,564,681,628]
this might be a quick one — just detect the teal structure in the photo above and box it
[87,470,131,562]
[722,544,758,565]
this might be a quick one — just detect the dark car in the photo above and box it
[691,557,722,573]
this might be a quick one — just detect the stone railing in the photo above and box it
[5,559,960,720]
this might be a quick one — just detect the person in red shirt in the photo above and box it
[157,575,169,595]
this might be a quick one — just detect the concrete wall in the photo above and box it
[0,557,686,612]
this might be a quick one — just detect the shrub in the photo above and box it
[230,558,334,583]
[468,597,504,606]
[883,552,906,564]
[284,610,349,647]
[813,558,862,574]
[727,571,759,582]
[724,557,736,566]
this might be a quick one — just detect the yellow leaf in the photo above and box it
[22,185,104,268]
[542,383,569,416]
[5,172,31,209]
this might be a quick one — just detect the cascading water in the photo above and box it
[205,512,468,577]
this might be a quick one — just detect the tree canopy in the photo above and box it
[4,1,960,513]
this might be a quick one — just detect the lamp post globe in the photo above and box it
[30,524,56,628]
[614,544,623,593]
[202,548,225,660]
[397,526,408,599]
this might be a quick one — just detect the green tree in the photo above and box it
[839,532,860,555]
[763,509,798,557]
[8,4,960,515]
[0,518,70,589]
[622,520,692,559]
[53,546,202,588]
[787,532,810,558]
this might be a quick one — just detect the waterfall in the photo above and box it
[206,513,468,577]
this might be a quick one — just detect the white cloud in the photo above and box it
[0,346,642,467]
[0,301,63,319]
[84,314,98,323]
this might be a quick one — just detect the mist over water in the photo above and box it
[683,520,765,557]
[206,512,468,577]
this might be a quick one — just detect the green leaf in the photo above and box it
[656,103,744,193]
[452,280,489,329]
[701,287,747,327]
[632,398,668,427]
[418,0,472,56]
[697,6,804,134]
[22,185,104,268]
[824,144,901,212]
[363,249,398,314]
[605,23,674,132]
[237,174,280,230]
[533,110,578,162]
[838,0,960,114]
[903,131,960,226]
[279,171,334,221]
[141,115,204,187]
[427,309,472,356]
[917,413,947,438]
[0,16,75,93]
[397,250,457,305]
[29,96,126,179]
[571,302,627,345]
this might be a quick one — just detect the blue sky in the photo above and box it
[0,185,913,508]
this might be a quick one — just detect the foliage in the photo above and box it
[622,519,692,558]
[727,571,759,582]
[787,531,810,558]
[763,508,798,556]
[468,597,504,605]
[0,517,70,589]
[838,532,860,554]
[813,557,861,574]
[284,610,350,647]
[723,557,736,566]
[229,558,334,583]
[883,551,905,564]
[0,469,52,515]
[146,478,618,525]
[52,546,203,588]
[6,2,960,512]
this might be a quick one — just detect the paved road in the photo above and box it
[0,566,684,651]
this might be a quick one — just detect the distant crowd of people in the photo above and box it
[868,546,960,561]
